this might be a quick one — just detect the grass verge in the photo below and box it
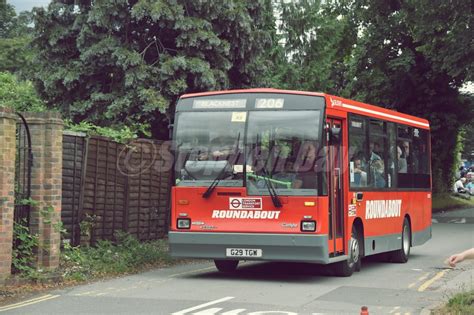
[432,193,474,212]
[433,289,474,315]
[0,233,182,305]
[61,232,175,282]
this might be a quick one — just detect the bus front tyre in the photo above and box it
[333,227,361,277]
[390,218,411,263]
[214,259,239,272]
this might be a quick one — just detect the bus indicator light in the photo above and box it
[304,201,315,206]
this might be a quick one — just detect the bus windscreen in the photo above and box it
[174,108,326,196]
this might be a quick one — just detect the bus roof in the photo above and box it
[180,88,429,129]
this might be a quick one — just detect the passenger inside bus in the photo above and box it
[198,134,240,161]
[292,141,319,189]
[352,158,368,187]
[369,141,386,188]
[397,146,407,173]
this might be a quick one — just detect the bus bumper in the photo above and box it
[169,232,331,264]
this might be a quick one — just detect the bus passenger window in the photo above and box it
[348,115,368,189]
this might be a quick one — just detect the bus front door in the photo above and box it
[327,118,345,256]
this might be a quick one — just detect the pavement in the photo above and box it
[432,207,474,224]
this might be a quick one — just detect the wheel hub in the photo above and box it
[350,236,360,265]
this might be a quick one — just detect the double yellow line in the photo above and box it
[417,270,448,292]
[0,294,60,312]
[408,269,449,292]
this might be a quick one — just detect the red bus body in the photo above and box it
[169,89,431,275]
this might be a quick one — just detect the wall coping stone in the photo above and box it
[0,107,17,120]
[21,112,63,126]
[63,130,87,137]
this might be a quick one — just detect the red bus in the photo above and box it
[169,88,431,276]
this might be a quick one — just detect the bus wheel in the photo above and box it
[333,227,361,277]
[214,259,239,272]
[390,218,411,263]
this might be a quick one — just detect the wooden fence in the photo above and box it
[61,131,87,245]
[61,134,171,245]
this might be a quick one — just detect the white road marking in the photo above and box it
[221,309,247,315]
[193,307,223,314]
[0,294,60,312]
[248,312,298,315]
[171,296,235,315]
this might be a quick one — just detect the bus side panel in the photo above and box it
[350,191,431,256]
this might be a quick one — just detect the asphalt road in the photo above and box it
[1,210,473,315]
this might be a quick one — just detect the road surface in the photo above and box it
[1,210,473,315]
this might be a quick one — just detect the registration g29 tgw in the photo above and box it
[226,248,262,257]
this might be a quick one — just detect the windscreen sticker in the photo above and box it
[231,112,247,122]
[229,197,262,210]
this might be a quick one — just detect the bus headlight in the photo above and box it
[177,218,191,229]
[301,220,316,232]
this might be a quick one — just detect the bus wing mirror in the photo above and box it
[329,127,341,145]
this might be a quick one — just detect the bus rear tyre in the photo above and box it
[390,218,411,263]
[333,227,361,277]
[214,259,239,272]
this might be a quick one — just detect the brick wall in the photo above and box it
[23,113,63,269]
[0,108,17,282]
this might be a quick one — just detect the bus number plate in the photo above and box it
[226,248,262,258]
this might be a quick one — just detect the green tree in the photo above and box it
[0,72,46,112]
[270,0,356,93]
[0,3,34,75]
[345,0,474,192]
[0,37,33,74]
[32,0,273,139]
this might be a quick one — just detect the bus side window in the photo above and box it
[387,123,397,188]
[397,126,413,188]
[348,115,368,189]
[368,119,387,188]
[412,129,430,188]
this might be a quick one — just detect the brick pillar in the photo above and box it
[0,107,17,282]
[24,112,63,270]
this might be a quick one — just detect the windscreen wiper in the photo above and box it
[260,166,283,208]
[202,132,240,198]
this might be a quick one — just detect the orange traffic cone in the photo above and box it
[360,306,369,315]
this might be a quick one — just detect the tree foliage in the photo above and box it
[28,0,473,192]
[0,72,46,112]
[272,0,356,93]
[344,0,473,192]
[0,3,34,76]
[272,0,473,192]
[32,0,273,139]
[0,3,33,38]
